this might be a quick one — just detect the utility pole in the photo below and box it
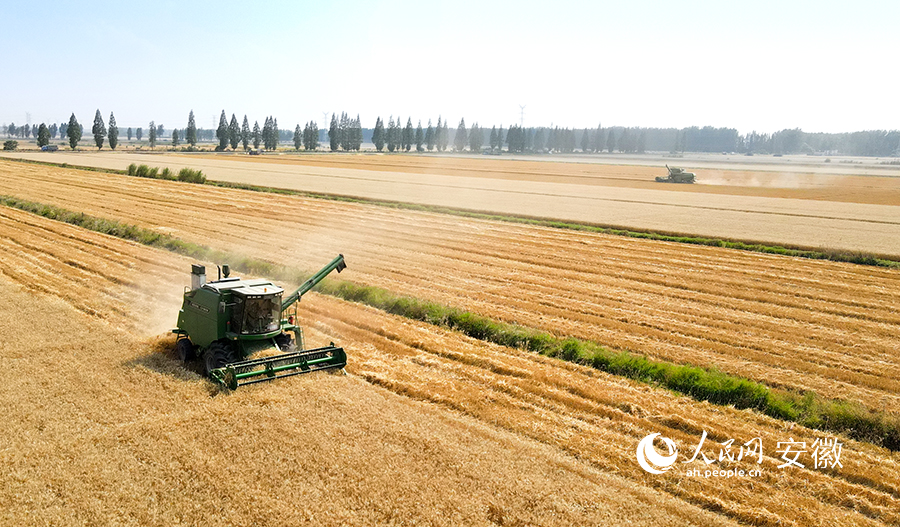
[518,105,525,128]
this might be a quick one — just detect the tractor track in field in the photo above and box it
[1,160,898,415]
[1,203,900,526]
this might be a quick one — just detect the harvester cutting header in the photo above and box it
[172,255,347,389]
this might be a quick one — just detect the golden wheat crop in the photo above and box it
[1,160,897,415]
[0,204,898,525]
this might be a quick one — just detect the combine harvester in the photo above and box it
[656,165,696,184]
[173,255,347,389]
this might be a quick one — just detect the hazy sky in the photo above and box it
[2,0,897,134]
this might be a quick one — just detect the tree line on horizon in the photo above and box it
[4,111,898,157]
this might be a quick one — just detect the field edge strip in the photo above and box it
[2,194,897,451]
[5,156,899,268]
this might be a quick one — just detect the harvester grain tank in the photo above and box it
[173,255,347,389]
[657,165,696,184]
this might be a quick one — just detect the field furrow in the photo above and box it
[1,160,898,414]
[1,203,899,526]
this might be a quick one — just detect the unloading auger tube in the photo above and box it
[173,255,347,390]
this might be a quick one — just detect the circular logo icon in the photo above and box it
[636,433,678,474]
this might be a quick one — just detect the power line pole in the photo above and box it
[518,105,525,128]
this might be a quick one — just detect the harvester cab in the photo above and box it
[173,255,347,390]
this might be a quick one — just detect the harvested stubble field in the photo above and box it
[229,152,900,206]
[2,160,899,417]
[3,152,900,255]
[1,202,899,526]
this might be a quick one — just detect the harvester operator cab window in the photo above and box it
[239,293,282,335]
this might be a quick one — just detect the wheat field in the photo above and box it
[0,202,898,525]
[1,160,898,415]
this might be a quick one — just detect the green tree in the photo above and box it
[172,129,179,148]
[328,114,339,151]
[303,121,319,151]
[37,123,50,147]
[338,112,349,150]
[435,116,443,151]
[241,115,250,150]
[386,117,397,152]
[136,127,143,141]
[127,127,132,141]
[228,114,240,150]
[67,113,81,150]
[372,117,385,151]
[607,129,616,153]
[108,112,118,150]
[454,118,467,152]
[272,118,278,150]
[469,123,482,152]
[415,120,424,152]
[92,109,106,150]
[216,110,228,151]
[441,120,450,151]
[49,123,58,139]
[580,128,589,152]
[293,124,302,150]
[252,121,261,149]
[261,116,278,150]
[6,123,13,137]
[149,120,157,148]
[402,118,413,152]
[591,124,603,153]
[353,114,363,151]
[489,126,498,150]
[425,119,435,151]
[186,110,197,147]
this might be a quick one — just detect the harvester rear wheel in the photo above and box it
[204,341,237,376]
[176,338,195,362]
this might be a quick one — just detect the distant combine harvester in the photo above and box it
[656,165,695,184]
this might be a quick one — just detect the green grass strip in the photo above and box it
[2,155,898,268]
[2,193,898,450]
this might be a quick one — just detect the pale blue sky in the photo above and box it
[2,0,897,134]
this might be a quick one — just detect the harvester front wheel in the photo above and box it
[274,332,297,352]
[176,338,195,362]
[204,341,237,376]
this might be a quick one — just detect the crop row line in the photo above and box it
[1,193,897,450]
[5,156,899,267]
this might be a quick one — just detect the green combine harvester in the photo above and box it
[656,165,696,184]
[172,255,347,389]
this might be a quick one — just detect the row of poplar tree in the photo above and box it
[6,108,647,156]
[14,110,169,150]
[10,108,899,156]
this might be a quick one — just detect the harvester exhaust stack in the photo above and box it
[191,264,206,290]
